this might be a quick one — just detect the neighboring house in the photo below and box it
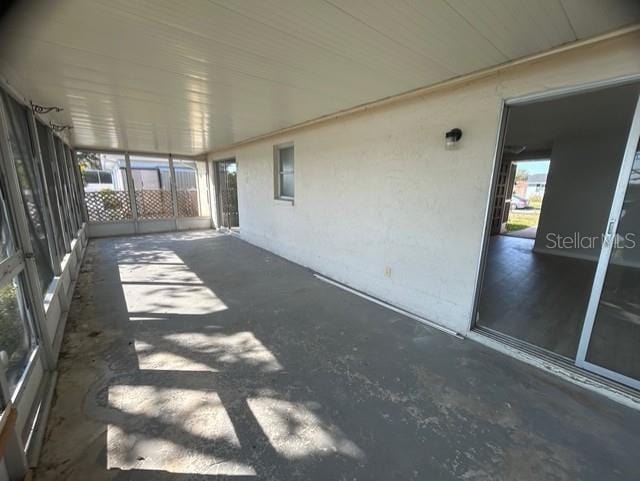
[89,155,198,192]
[513,179,528,198]
[526,173,547,197]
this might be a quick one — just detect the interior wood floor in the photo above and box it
[478,235,597,359]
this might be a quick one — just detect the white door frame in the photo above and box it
[471,75,640,391]
[575,94,640,390]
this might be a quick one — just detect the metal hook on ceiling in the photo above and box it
[30,101,63,115]
[49,122,73,132]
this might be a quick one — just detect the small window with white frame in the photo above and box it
[274,143,294,200]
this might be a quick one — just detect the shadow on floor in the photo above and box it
[35,230,640,481]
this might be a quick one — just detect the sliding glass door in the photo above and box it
[477,84,640,391]
[576,95,640,390]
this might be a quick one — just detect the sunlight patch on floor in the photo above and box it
[122,282,227,315]
[248,397,365,461]
[119,263,205,284]
[134,331,283,372]
[107,385,255,476]
[118,261,228,316]
[116,248,185,264]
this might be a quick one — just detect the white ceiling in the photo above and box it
[0,0,638,156]
[505,81,640,152]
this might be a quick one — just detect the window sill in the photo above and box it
[275,197,294,205]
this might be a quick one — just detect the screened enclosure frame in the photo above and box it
[0,184,39,405]
[0,88,77,369]
[0,78,88,478]
[77,148,212,235]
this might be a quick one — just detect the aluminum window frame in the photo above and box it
[0,102,51,423]
[0,78,86,479]
[0,91,57,294]
[47,131,72,253]
[274,142,295,202]
[66,141,86,225]
[26,115,64,276]
[128,153,176,220]
[0,87,55,371]
[34,120,68,260]
[172,156,210,218]
[52,137,76,243]
[60,143,81,234]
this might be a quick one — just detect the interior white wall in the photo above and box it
[209,32,640,335]
[534,132,627,261]
[0,460,8,481]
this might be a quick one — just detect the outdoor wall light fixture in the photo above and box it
[445,128,463,149]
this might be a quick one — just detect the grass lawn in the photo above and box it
[506,210,540,232]
[528,198,543,209]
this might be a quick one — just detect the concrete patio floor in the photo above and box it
[35,230,640,481]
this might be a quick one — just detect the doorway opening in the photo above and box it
[504,159,550,239]
[476,80,640,390]
[215,159,239,230]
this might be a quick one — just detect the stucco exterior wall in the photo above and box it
[209,32,640,334]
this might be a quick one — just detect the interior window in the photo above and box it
[276,144,294,199]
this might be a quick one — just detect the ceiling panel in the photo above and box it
[0,0,637,155]
[559,0,640,38]
[446,0,575,58]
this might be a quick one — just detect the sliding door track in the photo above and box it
[472,326,640,401]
